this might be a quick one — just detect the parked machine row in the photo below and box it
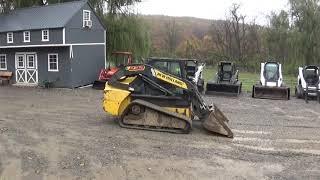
[205,61,319,103]
[97,56,319,139]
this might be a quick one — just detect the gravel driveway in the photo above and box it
[0,86,319,180]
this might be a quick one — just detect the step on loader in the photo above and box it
[295,65,320,103]
[102,64,234,138]
[252,62,290,100]
[206,62,242,96]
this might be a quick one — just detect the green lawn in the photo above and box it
[203,66,297,93]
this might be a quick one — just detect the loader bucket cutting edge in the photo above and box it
[202,105,234,138]
[206,83,241,96]
[253,85,290,100]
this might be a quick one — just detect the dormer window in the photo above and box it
[42,30,49,41]
[83,10,92,28]
[24,31,30,42]
[7,32,13,43]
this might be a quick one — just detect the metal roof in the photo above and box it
[0,0,87,33]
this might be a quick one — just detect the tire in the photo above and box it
[295,85,303,99]
[252,85,255,98]
[295,87,299,99]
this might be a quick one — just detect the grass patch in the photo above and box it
[203,66,297,93]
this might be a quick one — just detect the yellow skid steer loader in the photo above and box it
[103,64,234,138]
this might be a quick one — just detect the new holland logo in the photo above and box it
[126,65,145,71]
[154,69,188,89]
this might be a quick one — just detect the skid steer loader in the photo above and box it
[102,64,234,138]
[252,62,290,100]
[295,65,320,103]
[206,61,242,96]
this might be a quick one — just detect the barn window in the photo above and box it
[83,10,92,28]
[42,30,49,41]
[0,55,7,70]
[48,54,58,72]
[7,32,13,43]
[24,31,30,42]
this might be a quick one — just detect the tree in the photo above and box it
[230,4,246,62]
[264,0,320,73]
[106,0,141,15]
[164,18,180,56]
[0,0,14,13]
[105,15,151,61]
[289,0,320,65]
[176,35,201,59]
[209,4,263,70]
[266,11,290,64]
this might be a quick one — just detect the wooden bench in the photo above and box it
[0,71,13,85]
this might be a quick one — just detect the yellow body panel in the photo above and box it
[103,77,136,116]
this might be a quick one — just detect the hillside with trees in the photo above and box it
[142,15,219,55]
[143,0,320,74]
[142,9,265,71]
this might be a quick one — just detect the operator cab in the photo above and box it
[218,62,234,82]
[303,66,319,85]
[264,62,280,82]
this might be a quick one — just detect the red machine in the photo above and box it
[92,51,133,90]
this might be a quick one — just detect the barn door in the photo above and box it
[15,54,26,84]
[26,54,38,84]
[15,53,38,85]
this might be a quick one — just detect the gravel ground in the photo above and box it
[0,86,319,180]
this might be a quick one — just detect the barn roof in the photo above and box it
[0,0,87,33]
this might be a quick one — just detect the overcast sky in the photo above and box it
[134,0,289,25]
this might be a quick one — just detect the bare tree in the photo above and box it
[164,18,180,55]
[0,0,14,13]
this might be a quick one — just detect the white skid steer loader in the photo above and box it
[252,62,290,100]
[295,66,320,103]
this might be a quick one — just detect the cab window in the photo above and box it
[152,61,182,77]
[265,63,279,80]
[153,61,168,72]
[169,62,181,77]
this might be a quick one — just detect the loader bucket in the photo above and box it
[206,82,241,96]
[202,105,234,138]
[252,85,290,100]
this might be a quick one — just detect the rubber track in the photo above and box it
[119,100,192,134]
